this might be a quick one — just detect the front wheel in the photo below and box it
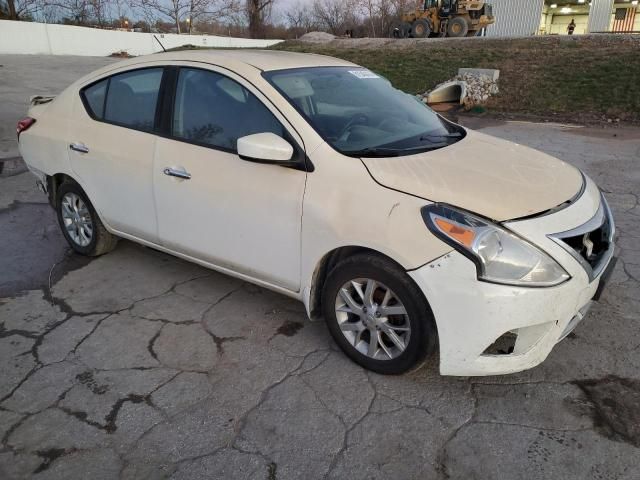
[411,19,432,39]
[447,17,470,37]
[322,253,438,374]
[56,181,118,256]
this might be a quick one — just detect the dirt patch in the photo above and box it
[573,376,640,447]
[276,320,304,337]
[109,50,134,58]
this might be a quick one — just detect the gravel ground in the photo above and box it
[1,55,639,480]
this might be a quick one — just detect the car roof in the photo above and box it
[143,49,357,72]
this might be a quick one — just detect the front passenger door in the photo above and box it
[153,67,307,291]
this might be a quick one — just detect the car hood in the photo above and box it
[361,129,584,221]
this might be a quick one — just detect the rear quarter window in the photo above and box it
[80,68,164,132]
[82,79,108,119]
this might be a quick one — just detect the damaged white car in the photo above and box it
[17,51,616,375]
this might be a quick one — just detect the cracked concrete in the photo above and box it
[1,55,640,479]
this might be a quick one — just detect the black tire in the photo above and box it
[322,253,438,375]
[401,22,413,38]
[447,17,469,37]
[411,19,432,39]
[56,181,118,256]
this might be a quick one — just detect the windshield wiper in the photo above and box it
[343,143,449,158]
[419,132,463,141]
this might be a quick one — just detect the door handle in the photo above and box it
[163,167,191,180]
[70,143,89,153]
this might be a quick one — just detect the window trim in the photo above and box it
[79,66,167,136]
[78,63,314,172]
[161,65,311,172]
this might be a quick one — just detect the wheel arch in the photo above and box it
[306,245,414,321]
[46,172,82,207]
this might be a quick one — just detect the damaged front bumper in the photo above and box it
[410,249,615,376]
[409,176,615,376]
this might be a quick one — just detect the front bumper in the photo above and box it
[410,175,615,376]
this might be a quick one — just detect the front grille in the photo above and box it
[561,215,611,269]
[551,194,615,281]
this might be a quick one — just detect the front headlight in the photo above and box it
[422,204,570,287]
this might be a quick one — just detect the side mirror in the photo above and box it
[237,133,294,163]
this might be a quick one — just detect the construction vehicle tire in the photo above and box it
[401,22,412,38]
[411,19,431,38]
[447,17,469,37]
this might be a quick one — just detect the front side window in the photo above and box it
[172,68,283,151]
[264,67,465,157]
[101,68,163,131]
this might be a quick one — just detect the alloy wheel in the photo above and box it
[61,192,93,247]
[334,278,411,360]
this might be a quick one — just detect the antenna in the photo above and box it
[154,35,167,52]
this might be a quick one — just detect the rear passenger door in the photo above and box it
[153,66,307,291]
[70,67,164,242]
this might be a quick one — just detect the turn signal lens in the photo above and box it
[434,218,475,248]
[423,204,570,287]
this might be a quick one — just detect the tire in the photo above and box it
[411,19,432,39]
[401,22,413,38]
[56,181,118,256]
[447,17,469,37]
[322,253,438,374]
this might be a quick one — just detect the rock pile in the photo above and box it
[298,31,336,44]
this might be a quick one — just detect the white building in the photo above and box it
[485,0,640,37]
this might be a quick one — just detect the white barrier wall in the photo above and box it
[0,20,282,56]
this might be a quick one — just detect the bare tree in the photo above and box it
[89,0,109,25]
[312,0,354,35]
[358,0,394,37]
[50,0,91,24]
[133,0,239,34]
[246,0,274,38]
[283,1,316,32]
[1,0,44,20]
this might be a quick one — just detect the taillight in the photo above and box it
[17,117,36,139]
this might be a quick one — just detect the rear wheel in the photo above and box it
[56,181,118,256]
[401,22,413,38]
[411,19,432,39]
[322,253,438,374]
[447,17,469,37]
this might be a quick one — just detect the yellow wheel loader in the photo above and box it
[392,0,495,38]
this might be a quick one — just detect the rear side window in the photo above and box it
[104,69,163,131]
[83,79,108,118]
[172,68,283,151]
[81,68,163,132]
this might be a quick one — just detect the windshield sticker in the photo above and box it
[348,70,379,79]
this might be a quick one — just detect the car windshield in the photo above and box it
[263,66,465,157]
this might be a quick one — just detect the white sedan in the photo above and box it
[17,50,616,375]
